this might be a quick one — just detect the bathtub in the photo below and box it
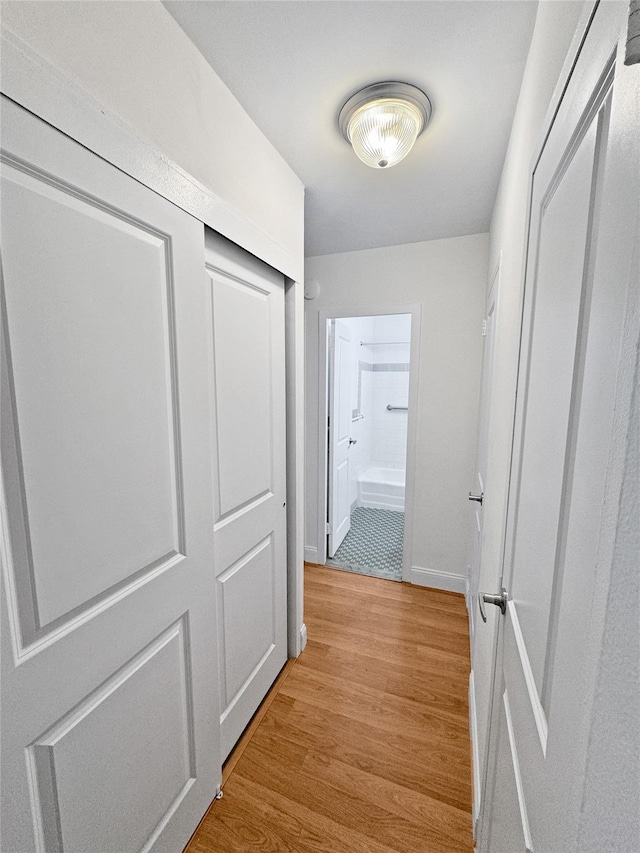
[357,467,405,512]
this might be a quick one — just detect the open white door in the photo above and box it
[327,319,353,557]
[204,232,287,761]
[479,5,639,852]
[1,98,221,852]
[468,261,499,827]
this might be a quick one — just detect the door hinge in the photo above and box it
[326,522,332,534]
[481,318,488,336]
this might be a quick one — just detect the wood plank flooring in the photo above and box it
[186,564,474,853]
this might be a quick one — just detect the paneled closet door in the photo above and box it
[204,231,287,761]
[1,97,221,853]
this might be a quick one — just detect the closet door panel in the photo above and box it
[2,166,178,628]
[1,96,220,853]
[205,231,287,761]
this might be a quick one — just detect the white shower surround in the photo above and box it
[338,315,411,513]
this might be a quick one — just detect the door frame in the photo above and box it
[0,28,307,661]
[316,303,421,581]
[284,278,306,656]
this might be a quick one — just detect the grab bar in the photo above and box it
[386,405,408,411]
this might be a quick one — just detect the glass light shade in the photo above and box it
[346,98,424,169]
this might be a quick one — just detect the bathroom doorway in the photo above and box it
[323,312,416,582]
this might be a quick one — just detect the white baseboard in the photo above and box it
[409,565,467,594]
[299,623,307,652]
[469,670,481,832]
[304,546,319,564]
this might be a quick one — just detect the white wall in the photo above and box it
[0,0,304,276]
[305,233,489,584]
[578,346,640,853]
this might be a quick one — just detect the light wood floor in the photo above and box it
[186,564,474,853]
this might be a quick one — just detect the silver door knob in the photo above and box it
[468,491,483,505]
[478,588,507,622]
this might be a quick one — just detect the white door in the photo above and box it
[468,262,499,825]
[204,231,287,761]
[327,319,352,557]
[479,5,640,852]
[1,98,221,852]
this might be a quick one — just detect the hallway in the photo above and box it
[187,564,473,852]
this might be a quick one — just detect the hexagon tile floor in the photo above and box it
[326,506,404,582]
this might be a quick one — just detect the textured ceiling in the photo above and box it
[164,0,539,257]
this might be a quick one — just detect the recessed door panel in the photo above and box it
[210,276,272,519]
[510,119,598,695]
[217,537,275,710]
[336,334,351,443]
[336,458,350,530]
[29,620,193,853]
[486,691,532,853]
[2,164,181,636]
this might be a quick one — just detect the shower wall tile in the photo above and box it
[371,369,409,470]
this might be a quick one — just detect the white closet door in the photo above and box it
[1,97,221,853]
[204,231,287,761]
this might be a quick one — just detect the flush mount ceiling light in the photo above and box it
[339,82,432,170]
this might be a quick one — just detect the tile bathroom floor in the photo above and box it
[326,506,404,581]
